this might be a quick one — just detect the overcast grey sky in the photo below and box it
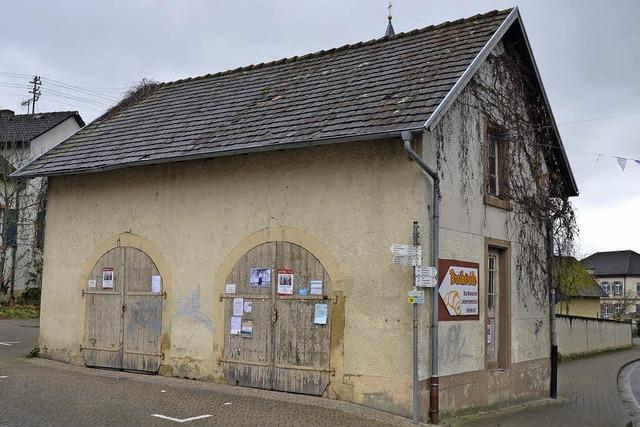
[1,1,638,256]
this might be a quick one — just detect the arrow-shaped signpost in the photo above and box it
[390,222,438,424]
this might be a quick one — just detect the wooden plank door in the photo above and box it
[222,242,276,389]
[122,247,163,373]
[84,247,126,369]
[272,242,332,395]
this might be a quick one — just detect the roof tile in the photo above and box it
[15,9,512,177]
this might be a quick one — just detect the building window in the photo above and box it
[615,303,622,315]
[6,209,17,248]
[487,132,500,196]
[601,304,610,318]
[636,282,640,296]
[602,281,610,295]
[35,209,46,251]
[486,252,499,366]
[613,281,623,296]
[636,304,640,314]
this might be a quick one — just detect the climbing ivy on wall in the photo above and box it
[436,42,578,310]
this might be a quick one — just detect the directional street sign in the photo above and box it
[408,289,425,304]
[415,266,437,288]
[390,244,422,266]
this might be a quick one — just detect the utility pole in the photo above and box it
[28,75,42,114]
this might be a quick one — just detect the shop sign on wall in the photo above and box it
[437,259,480,321]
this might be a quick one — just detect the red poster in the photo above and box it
[277,269,294,295]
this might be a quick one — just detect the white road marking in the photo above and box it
[151,414,212,423]
[0,342,20,346]
[0,376,8,379]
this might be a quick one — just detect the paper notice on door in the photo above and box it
[225,284,236,294]
[232,298,244,316]
[244,299,252,314]
[102,267,114,288]
[88,279,96,289]
[277,269,294,295]
[314,303,328,325]
[309,280,323,295]
[250,268,271,288]
[230,316,241,335]
[151,275,162,293]
[241,320,253,338]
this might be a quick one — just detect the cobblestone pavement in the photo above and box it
[465,345,640,427]
[0,319,417,427]
[4,319,639,426]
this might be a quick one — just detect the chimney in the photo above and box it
[0,109,15,117]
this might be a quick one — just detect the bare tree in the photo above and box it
[611,288,637,321]
[0,146,47,305]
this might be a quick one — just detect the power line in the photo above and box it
[41,78,120,102]
[558,109,640,127]
[42,89,112,108]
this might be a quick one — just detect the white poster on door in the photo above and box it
[151,275,162,293]
[277,269,294,295]
[102,267,114,288]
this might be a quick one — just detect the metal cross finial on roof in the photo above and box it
[385,0,396,37]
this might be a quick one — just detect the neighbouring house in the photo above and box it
[581,250,640,320]
[555,256,607,318]
[12,8,578,420]
[0,109,84,301]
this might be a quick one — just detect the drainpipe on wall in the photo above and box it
[402,131,440,424]
[547,217,558,398]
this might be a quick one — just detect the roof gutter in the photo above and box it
[11,126,424,179]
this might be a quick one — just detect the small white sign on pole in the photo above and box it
[390,244,422,266]
[415,266,438,288]
[408,289,425,304]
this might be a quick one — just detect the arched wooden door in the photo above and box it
[83,247,163,373]
[221,242,332,395]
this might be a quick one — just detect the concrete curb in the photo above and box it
[617,358,640,427]
[440,397,567,426]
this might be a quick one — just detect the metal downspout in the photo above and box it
[402,131,440,424]
[547,218,558,398]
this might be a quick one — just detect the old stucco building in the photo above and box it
[0,109,84,300]
[14,8,577,421]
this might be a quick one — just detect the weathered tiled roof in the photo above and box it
[581,251,640,277]
[0,111,83,145]
[14,9,514,177]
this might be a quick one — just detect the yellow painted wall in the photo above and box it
[556,298,602,319]
[39,139,423,416]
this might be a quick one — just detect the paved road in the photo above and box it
[0,319,414,427]
[3,319,640,426]
[466,347,640,427]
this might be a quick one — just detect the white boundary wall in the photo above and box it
[557,314,632,358]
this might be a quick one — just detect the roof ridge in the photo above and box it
[158,8,512,89]
[1,111,78,119]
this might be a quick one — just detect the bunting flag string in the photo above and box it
[527,141,640,172]
[617,157,628,171]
